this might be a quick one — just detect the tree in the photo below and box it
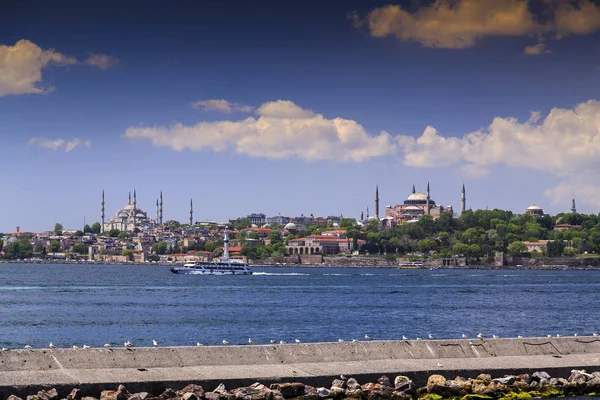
[233,218,251,230]
[54,223,63,235]
[269,230,282,244]
[118,231,130,239]
[0,238,3,252]
[71,243,88,254]
[508,241,528,257]
[108,229,120,238]
[4,240,33,260]
[91,222,102,234]
[452,243,470,257]
[74,231,84,237]
[152,242,168,255]
[418,215,436,235]
[339,218,357,229]
[247,231,259,240]
[122,249,134,260]
[49,240,61,253]
[83,224,92,233]
[545,240,566,257]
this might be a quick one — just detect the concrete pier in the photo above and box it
[3,337,600,399]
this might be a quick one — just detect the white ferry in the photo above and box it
[170,227,252,275]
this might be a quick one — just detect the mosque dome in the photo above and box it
[405,206,421,211]
[527,204,542,210]
[285,222,297,230]
[404,190,436,206]
[407,192,428,201]
[262,223,271,228]
[251,224,258,228]
[332,222,340,228]
[367,216,378,221]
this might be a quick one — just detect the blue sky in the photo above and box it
[2,0,600,232]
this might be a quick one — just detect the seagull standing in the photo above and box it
[477,333,484,339]
[402,335,408,340]
[547,334,552,338]
[351,339,358,342]
[49,343,55,349]
[248,338,254,345]
[196,342,204,347]
[492,335,499,339]
[82,345,90,349]
[104,343,111,348]
[73,345,79,349]
[594,333,599,337]
[556,334,561,338]
[517,335,523,339]
[338,339,345,343]
[295,339,301,343]
[24,345,32,349]
[428,334,435,340]
[0,348,7,352]
[364,334,372,341]
[124,341,134,348]
[461,334,468,339]
[222,340,229,345]
[153,340,158,347]
[270,339,277,344]
[279,340,287,344]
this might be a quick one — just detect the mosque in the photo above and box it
[101,190,160,233]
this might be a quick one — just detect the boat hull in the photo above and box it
[170,267,252,275]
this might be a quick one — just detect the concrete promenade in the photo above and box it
[3,337,600,399]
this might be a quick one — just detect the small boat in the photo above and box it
[399,261,424,268]
[170,227,252,275]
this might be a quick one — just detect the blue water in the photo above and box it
[0,264,598,349]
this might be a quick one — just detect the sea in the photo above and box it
[0,263,598,349]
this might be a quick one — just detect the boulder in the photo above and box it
[377,376,392,388]
[269,383,304,399]
[476,374,492,384]
[67,389,81,400]
[512,381,529,392]
[7,396,23,400]
[393,377,414,393]
[182,394,198,400]
[316,388,330,399]
[531,371,551,381]
[178,385,205,398]
[204,394,222,400]
[493,376,515,385]
[345,378,362,397]
[158,389,177,400]
[81,398,98,400]
[129,393,152,400]
[331,380,346,390]
[361,383,394,400]
[426,375,447,393]
[445,380,467,396]
[303,386,318,400]
[230,384,273,400]
[569,370,590,385]
[593,371,600,379]
[515,374,530,382]
[585,377,600,393]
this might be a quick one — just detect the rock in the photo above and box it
[593,371,600,379]
[531,371,551,381]
[569,370,591,384]
[451,377,471,393]
[585,377,600,393]
[182,394,198,400]
[445,380,467,397]
[214,385,228,395]
[426,375,447,393]
[303,386,318,400]
[316,388,330,399]
[204,394,222,400]
[391,393,411,400]
[81,398,98,400]
[361,383,394,400]
[7,396,23,400]
[377,376,392,388]
[158,389,177,400]
[37,389,58,400]
[230,384,273,400]
[67,389,81,400]
[128,393,152,400]
[476,374,492,384]
[494,376,515,385]
[331,380,346,390]
[415,387,427,396]
[178,385,205,398]
[529,381,539,390]
[393,376,414,393]
[515,374,530,382]
[270,383,304,399]
[345,378,362,397]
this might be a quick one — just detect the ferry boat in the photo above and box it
[399,261,424,268]
[170,227,252,275]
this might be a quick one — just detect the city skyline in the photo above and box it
[2,0,600,232]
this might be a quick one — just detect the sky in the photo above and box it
[2,0,600,232]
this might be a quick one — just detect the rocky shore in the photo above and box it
[11,370,600,400]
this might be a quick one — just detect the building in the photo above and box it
[247,213,266,226]
[525,204,544,216]
[286,235,365,255]
[385,184,453,224]
[266,215,290,226]
[522,240,552,253]
[103,191,156,233]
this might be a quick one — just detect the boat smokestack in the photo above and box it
[223,226,230,261]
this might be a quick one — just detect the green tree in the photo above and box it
[83,224,92,233]
[269,230,282,244]
[508,241,528,257]
[108,229,120,238]
[49,240,61,253]
[418,215,436,235]
[0,238,3,252]
[71,243,88,254]
[452,243,470,257]
[247,231,260,240]
[4,240,33,260]
[545,240,566,257]
[54,223,63,235]
[74,230,84,237]
[152,242,168,255]
[122,249,134,260]
[117,231,130,239]
[417,238,438,253]
[91,222,102,234]
[339,218,357,229]
[233,218,251,230]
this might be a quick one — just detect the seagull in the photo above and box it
[279,340,287,344]
[437,362,443,367]
[222,340,229,345]
[270,339,277,344]
[517,335,523,339]
[594,333,599,337]
[492,335,499,339]
[248,338,254,345]
[24,345,32,349]
[556,334,561,338]
[295,339,301,343]
[153,340,158,347]
[574,333,578,337]
[364,334,372,341]
[461,334,468,339]
[428,334,435,340]
[340,374,347,380]
[402,335,408,340]
[49,343,55,349]
[104,343,111,348]
[82,345,90,349]
[416,337,422,341]
[73,345,79,349]
[338,339,345,343]
[0,348,7,352]
[477,333,484,339]
[124,341,134,348]
[351,339,358,342]
[196,343,204,347]
[547,334,552,338]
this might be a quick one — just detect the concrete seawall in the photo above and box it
[3,337,600,399]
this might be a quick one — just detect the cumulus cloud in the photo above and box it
[125,100,396,162]
[523,43,551,55]
[354,0,600,49]
[191,99,253,113]
[28,137,91,152]
[84,53,119,69]
[397,99,600,207]
[0,39,117,97]
[459,164,491,179]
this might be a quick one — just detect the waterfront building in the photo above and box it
[103,190,157,233]
[385,184,453,224]
[522,240,552,253]
[286,235,365,255]
[525,204,544,216]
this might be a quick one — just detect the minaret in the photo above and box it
[412,184,416,194]
[375,185,380,220]
[156,199,159,224]
[159,191,163,225]
[223,226,230,261]
[426,182,431,215]
[461,184,466,214]
[189,198,194,226]
[101,190,105,233]
[366,206,369,219]
[571,195,577,214]
[128,191,131,204]
[132,189,137,230]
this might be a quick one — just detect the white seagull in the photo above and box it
[73,345,79,349]
[222,340,229,345]
[477,333,484,339]
[270,339,277,344]
[196,342,204,347]
[547,334,552,338]
[351,339,358,342]
[364,334,372,341]
[0,348,7,352]
[49,343,55,349]
[295,339,301,343]
[82,345,91,349]
[279,340,287,344]
[517,335,523,339]
[492,335,499,339]
[104,343,111,348]
[402,335,408,340]
[153,340,158,347]
[416,337,422,340]
[24,345,32,349]
[574,333,578,337]
[556,334,561,338]
[428,334,435,340]
[248,338,254,345]
[338,339,345,343]
[461,334,468,339]
[124,341,134,348]
[594,333,599,337]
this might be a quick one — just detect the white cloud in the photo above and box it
[355,0,600,49]
[523,43,551,55]
[125,100,396,162]
[459,164,491,179]
[191,99,253,113]
[84,54,119,69]
[0,39,117,97]
[28,137,91,152]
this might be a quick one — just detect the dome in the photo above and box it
[407,192,428,201]
[123,203,135,210]
[527,204,542,210]
[405,206,421,210]
[367,216,378,221]
[136,213,145,218]
[332,222,340,228]
[118,211,128,218]
[251,224,258,228]
[284,222,297,230]
[262,223,271,228]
